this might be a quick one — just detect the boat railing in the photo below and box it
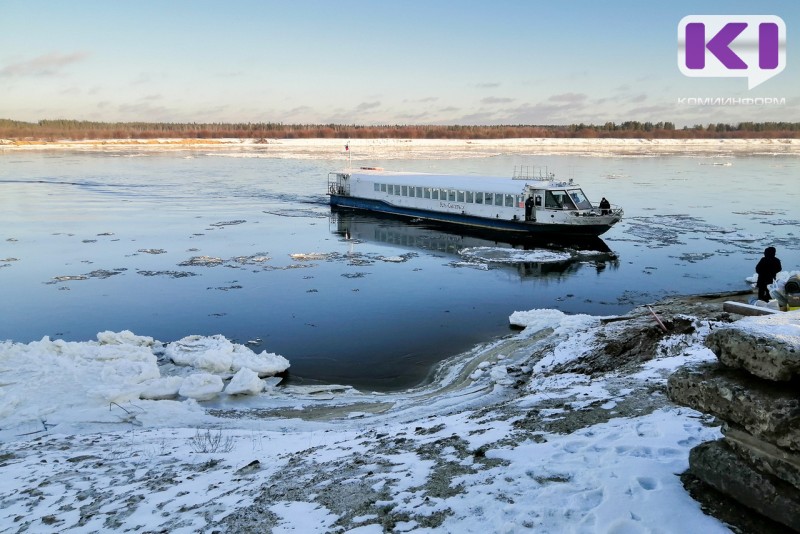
[512,165,556,181]
[328,172,350,196]
[589,204,623,217]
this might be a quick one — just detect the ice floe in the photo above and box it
[0,330,290,428]
[460,246,574,264]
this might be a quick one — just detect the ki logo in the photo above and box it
[678,15,786,89]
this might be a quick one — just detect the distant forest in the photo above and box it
[2,119,800,140]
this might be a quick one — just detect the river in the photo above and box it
[1,149,798,390]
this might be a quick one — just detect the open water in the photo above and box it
[1,150,798,390]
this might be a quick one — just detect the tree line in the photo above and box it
[1,119,799,141]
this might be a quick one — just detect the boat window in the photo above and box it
[432,189,439,200]
[374,183,380,192]
[475,192,483,204]
[401,185,408,196]
[515,195,523,207]
[457,190,465,202]
[545,190,577,210]
[423,187,431,199]
[440,189,448,201]
[545,191,561,208]
[505,194,514,207]
[415,186,422,197]
[380,183,387,193]
[568,189,592,210]
[485,193,493,205]
[466,191,474,203]
[494,193,503,207]
[448,190,456,202]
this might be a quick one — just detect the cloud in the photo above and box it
[0,52,88,77]
[321,101,384,124]
[286,105,315,116]
[625,104,670,116]
[117,101,170,119]
[354,101,381,112]
[475,82,501,89]
[131,73,153,85]
[481,97,515,105]
[449,93,594,125]
[447,110,505,124]
[547,92,588,104]
[395,111,431,121]
[403,96,438,104]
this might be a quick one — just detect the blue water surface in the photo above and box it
[1,150,798,390]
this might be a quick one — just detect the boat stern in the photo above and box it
[328,172,350,199]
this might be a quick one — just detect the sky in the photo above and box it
[1,0,799,127]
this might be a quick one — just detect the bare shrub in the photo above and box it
[189,429,235,454]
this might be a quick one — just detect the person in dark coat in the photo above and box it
[599,197,611,215]
[755,246,782,302]
[524,196,535,221]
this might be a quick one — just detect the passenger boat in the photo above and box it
[327,166,622,237]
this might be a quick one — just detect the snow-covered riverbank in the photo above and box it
[3,294,781,533]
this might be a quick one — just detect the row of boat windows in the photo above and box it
[374,183,521,208]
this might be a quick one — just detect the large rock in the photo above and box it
[667,362,800,452]
[688,439,800,532]
[704,313,800,381]
[725,426,800,491]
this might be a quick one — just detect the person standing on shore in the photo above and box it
[755,246,782,302]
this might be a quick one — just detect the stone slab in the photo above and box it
[724,426,800,491]
[689,439,800,531]
[722,300,781,316]
[704,313,800,381]
[668,362,800,452]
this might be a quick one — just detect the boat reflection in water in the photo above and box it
[330,207,619,279]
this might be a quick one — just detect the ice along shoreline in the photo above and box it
[2,137,799,158]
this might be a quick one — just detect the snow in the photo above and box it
[225,367,266,396]
[4,137,800,160]
[0,330,289,428]
[460,246,574,264]
[733,310,800,344]
[178,372,225,401]
[0,303,768,532]
[166,334,291,378]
